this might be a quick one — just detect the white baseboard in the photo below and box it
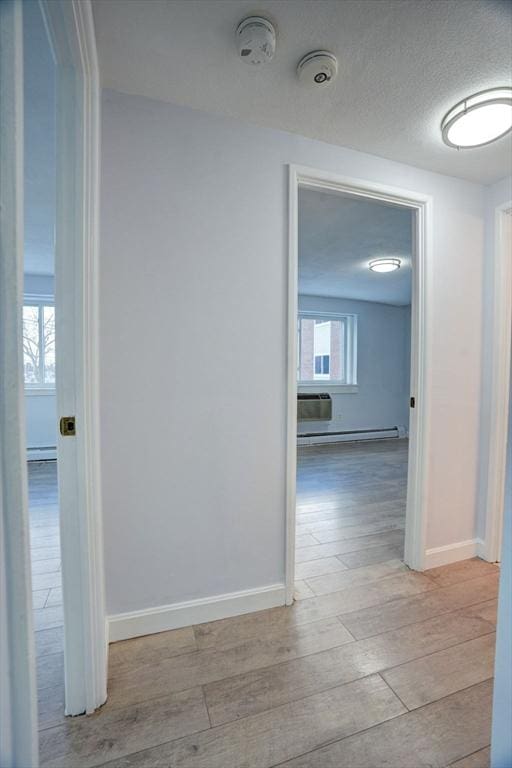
[108,583,286,643]
[475,539,486,559]
[424,538,485,569]
[27,447,57,461]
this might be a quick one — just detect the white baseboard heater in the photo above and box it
[27,446,57,461]
[297,426,407,446]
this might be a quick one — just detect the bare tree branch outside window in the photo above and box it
[23,303,55,386]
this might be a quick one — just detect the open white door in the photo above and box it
[41,0,107,716]
[0,1,39,764]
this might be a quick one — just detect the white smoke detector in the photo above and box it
[297,51,338,87]
[236,16,276,65]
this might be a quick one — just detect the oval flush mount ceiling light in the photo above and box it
[441,87,512,149]
[369,258,401,273]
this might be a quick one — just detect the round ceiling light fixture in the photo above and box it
[236,16,276,65]
[441,87,512,149]
[369,258,401,273]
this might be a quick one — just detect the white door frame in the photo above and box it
[286,165,433,604]
[0,2,39,764]
[483,201,512,563]
[40,0,107,714]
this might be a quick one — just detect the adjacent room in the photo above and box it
[295,189,412,595]
[22,0,64,711]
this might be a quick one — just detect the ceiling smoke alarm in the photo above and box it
[236,16,277,65]
[297,51,338,87]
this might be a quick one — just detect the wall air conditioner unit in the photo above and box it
[297,392,332,422]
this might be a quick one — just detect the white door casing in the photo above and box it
[483,202,512,563]
[286,165,432,603]
[40,0,107,715]
[0,1,39,764]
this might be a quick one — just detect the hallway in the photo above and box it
[35,443,498,767]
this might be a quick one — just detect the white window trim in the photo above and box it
[298,384,359,394]
[23,294,55,391]
[24,292,54,302]
[297,310,358,389]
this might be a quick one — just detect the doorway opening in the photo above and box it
[22,0,107,727]
[294,187,412,596]
[2,0,104,758]
[286,167,431,603]
[23,0,64,725]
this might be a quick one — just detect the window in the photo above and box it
[314,354,330,376]
[23,300,55,388]
[298,312,357,386]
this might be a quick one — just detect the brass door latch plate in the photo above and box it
[60,416,76,436]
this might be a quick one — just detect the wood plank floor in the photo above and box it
[294,440,407,598]
[28,460,66,736]
[36,441,498,768]
[29,460,63,625]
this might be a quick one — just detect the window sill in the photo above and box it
[298,384,359,394]
[25,388,56,397]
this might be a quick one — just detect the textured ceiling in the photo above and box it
[23,0,55,277]
[299,188,412,305]
[92,0,512,185]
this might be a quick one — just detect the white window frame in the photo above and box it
[22,293,55,393]
[297,311,358,391]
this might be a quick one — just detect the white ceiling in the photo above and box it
[92,0,512,185]
[23,0,55,277]
[299,188,412,305]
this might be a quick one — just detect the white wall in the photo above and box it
[298,295,410,435]
[488,176,512,768]
[23,273,56,453]
[25,395,56,451]
[491,335,512,767]
[100,89,485,618]
[24,273,53,297]
[23,0,56,276]
[477,176,512,541]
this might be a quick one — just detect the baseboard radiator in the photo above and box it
[27,446,57,461]
[297,425,407,446]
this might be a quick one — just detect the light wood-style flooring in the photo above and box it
[294,439,407,599]
[29,460,63,626]
[36,441,498,767]
[28,460,66,737]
